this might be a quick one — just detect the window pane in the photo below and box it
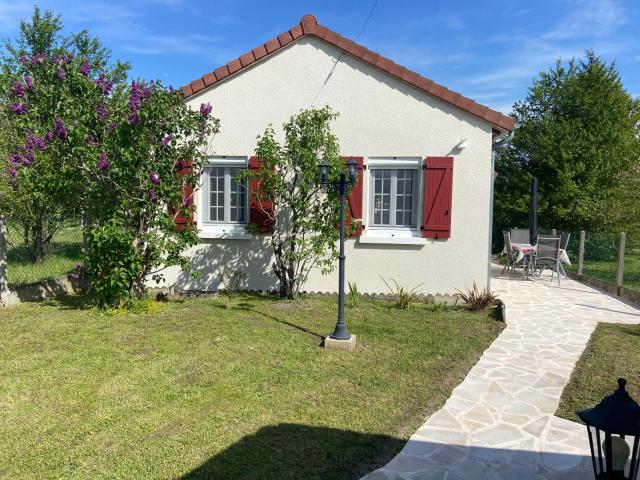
[208,167,225,222]
[373,169,392,226]
[395,169,414,227]
[229,167,246,223]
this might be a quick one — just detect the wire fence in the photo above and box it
[3,216,83,288]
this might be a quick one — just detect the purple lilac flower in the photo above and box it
[86,134,98,146]
[54,117,67,140]
[30,52,45,65]
[23,151,34,165]
[95,102,109,121]
[12,82,25,98]
[129,112,139,125]
[57,67,65,81]
[19,54,27,64]
[182,193,193,207]
[96,74,113,95]
[200,103,212,117]
[11,103,27,115]
[147,188,159,202]
[45,130,54,142]
[8,167,17,178]
[149,171,160,185]
[169,85,174,93]
[80,60,90,76]
[10,153,23,164]
[24,75,33,91]
[108,122,117,131]
[97,152,110,171]
[34,137,46,151]
[160,134,172,147]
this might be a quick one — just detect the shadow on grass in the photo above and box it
[232,301,325,341]
[180,423,405,480]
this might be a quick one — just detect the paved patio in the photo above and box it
[363,266,640,480]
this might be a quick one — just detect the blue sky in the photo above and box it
[1,0,639,113]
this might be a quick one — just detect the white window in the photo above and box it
[368,158,420,230]
[203,156,248,225]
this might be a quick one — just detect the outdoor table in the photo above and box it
[510,243,571,265]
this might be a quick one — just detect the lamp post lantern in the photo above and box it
[318,157,359,341]
[577,378,640,479]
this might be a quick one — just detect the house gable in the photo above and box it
[182,14,514,132]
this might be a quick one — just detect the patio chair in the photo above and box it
[510,228,530,244]
[558,232,571,278]
[501,231,517,275]
[533,236,561,285]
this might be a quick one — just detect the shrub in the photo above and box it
[456,282,498,311]
[380,277,423,310]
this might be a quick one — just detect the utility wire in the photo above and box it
[311,0,380,106]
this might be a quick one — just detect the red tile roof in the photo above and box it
[182,15,515,132]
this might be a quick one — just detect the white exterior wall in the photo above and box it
[163,37,494,295]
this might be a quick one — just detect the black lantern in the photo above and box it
[318,160,330,183]
[577,378,640,479]
[346,157,358,182]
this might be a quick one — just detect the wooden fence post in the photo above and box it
[0,216,8,305]
[616,232,626,296]
[578,230,585,277]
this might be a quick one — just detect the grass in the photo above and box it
[0,294,503,480]
[6,221,83,287]
[565,254,640,291]
[556,323,640,423]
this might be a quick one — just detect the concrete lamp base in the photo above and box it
[323,334,357,351]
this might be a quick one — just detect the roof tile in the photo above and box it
[252,45,267,60]
[290,24,303,39]
[277,31,293,46]
[239,51,255,67]
[181,15,514,131]
[264,38,280,53]
[227,58,241,74]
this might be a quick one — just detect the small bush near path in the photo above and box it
[0,294,503,480]
[556,322,640,423]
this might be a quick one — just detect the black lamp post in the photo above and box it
[577,378,640,479]
[318,157,359,340]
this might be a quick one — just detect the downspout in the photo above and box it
[487,126,516,288]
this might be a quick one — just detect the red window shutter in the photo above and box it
[174,160,195,231]
[343,156,364,237]
[248,156,274,234]
[422,157,453,239]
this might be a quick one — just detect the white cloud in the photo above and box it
[544,0,628,40]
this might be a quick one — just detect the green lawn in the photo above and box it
[6,221,83,287]
[0,294,503,480]
[556,322,640,423]
[564,254,640,291]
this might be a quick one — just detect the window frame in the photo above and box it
[199,156,251,238]
[367,157,421,234]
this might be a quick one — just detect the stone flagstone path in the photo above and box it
[363,266,640,480]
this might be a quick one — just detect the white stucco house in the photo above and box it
[162,14,515,295]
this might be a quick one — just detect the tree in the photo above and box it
[84,81,219,307]
[1,7,220,307]
[494,50,640,237]
[0,7,129,260]
[242,107,342,300]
